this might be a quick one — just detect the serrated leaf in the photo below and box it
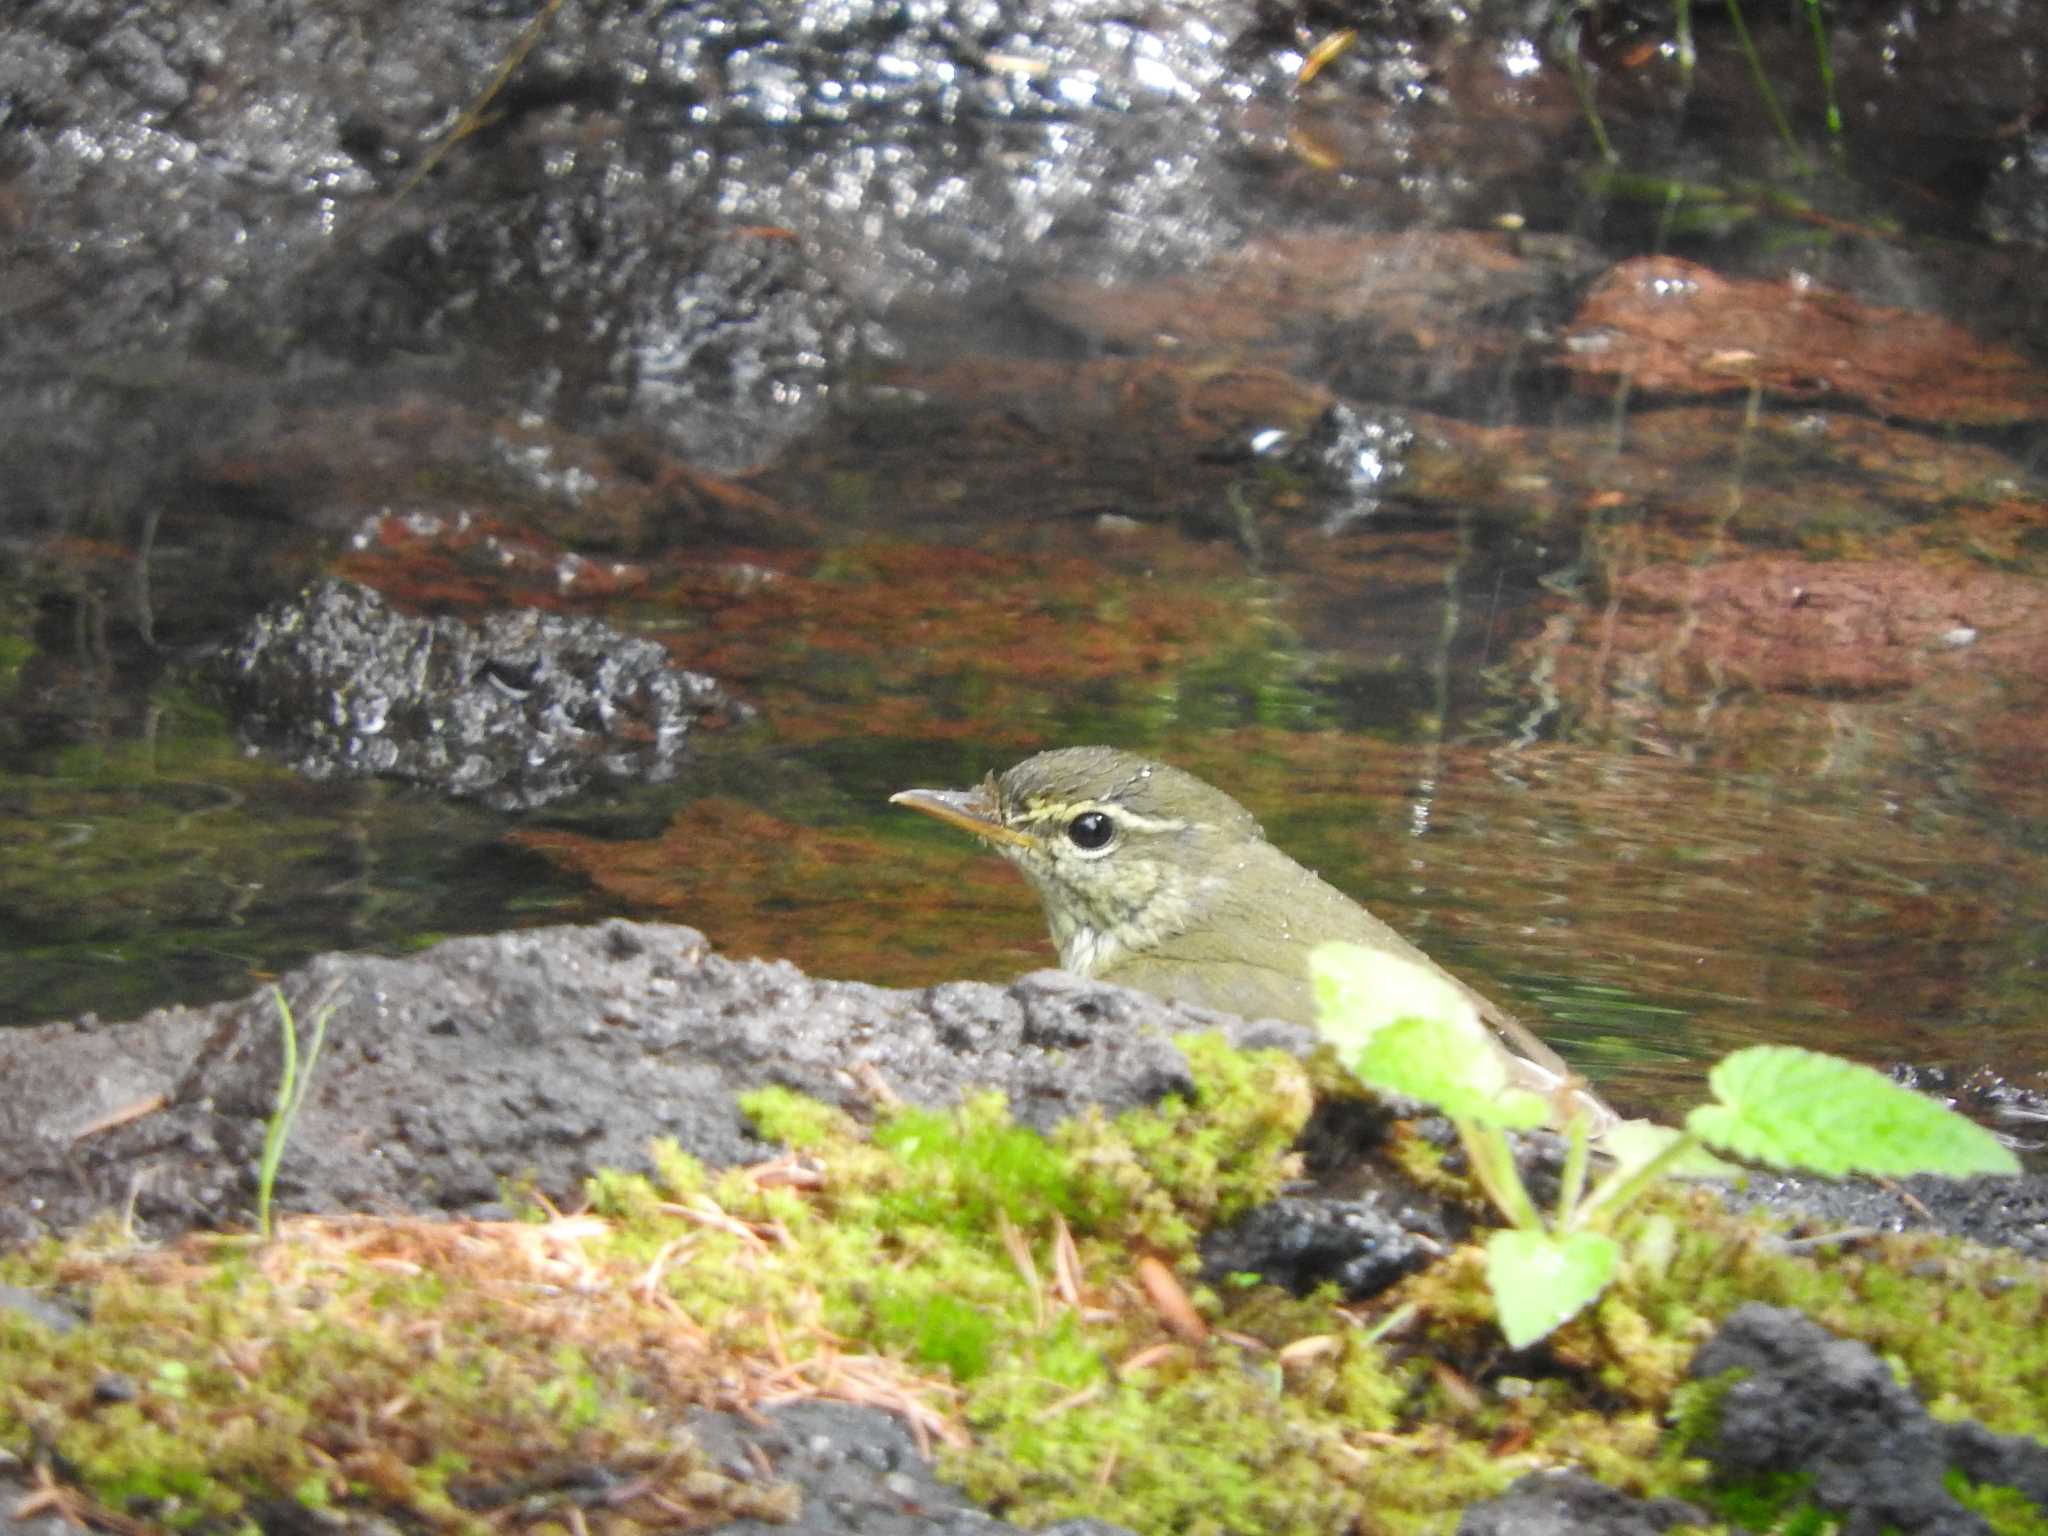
[1686,1046,2020,1178]
[1485,1229,1620,1349]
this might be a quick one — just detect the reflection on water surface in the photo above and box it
[3,0,2045,1130]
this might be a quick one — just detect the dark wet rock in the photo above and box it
[1687,1303,2048,1535]
[1286,401,1417,528]
[688,1401,1139,1536]
[1455,1469,1706,1536]
[0,0,1282,482]
[4,910,2042,1262]
[310,188,874,477]
[208,578,739,810]
[1982,128,2048,246]
[1293,1092,1404,1180]
[5,0,2047,514]
[1199,1191,1451,1299]
[90,1373,138,1405]
[0,920,1310,1246]
[1889,1062,2048,1144]
[1723,1170,2048,1263]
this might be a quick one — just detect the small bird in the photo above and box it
[892,745,1611,1129]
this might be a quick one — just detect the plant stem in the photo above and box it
[1803,0,1842,141]
[1457,1120,1545,1233]
[257,983,336,1241]
[1359,1301,1420,1347]
[1577,1131,1701,1229]
[1557,15,1619,165]
[1554,1113,1590,1229]
[1724,0,1807,170]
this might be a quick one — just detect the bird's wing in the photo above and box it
[1205,854,1619,1131]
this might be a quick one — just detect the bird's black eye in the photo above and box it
[1066,811,1116,850]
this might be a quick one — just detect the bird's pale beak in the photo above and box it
[889,780,1039,850]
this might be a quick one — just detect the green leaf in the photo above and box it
[1686,1046,2021,1178]
[1485,1229,1620,1349]
[1310,943,1549,1129]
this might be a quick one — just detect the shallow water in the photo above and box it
[3,0,2045,1128]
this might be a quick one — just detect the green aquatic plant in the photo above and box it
[1801,0,1843,141]
[1311,942,2021,1349]
[1721,0,1802,165]
[1554,0,1843,175]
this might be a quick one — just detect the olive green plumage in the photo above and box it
[893,745,1607,1124]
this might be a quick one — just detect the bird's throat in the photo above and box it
[1029,862,1207,979]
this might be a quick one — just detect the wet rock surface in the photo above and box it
[1727,1168,2048,1262]
[686,1402,1137,1536]
[1199,1191,1452,1300]
[0,920,1310,1247]
[1283,401,1419,530]
[12,0,2036,514]
[1,916,2040,1257]
[208,578,739,809]
[0,0,1288,486]
[1689,1303,2048,1535]
[1455,1469,1706,1536]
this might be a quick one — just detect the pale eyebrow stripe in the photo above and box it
[1018,803,1193,836]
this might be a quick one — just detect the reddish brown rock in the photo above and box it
[1562,257,2048,426]
[1605,554,2044,696]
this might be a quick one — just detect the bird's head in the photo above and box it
[891,746,1263,974]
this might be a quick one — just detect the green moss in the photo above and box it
[1701,1471,1828,1532]
[1059,1033,1313,1249]
[1951,1471,2048,1536]
[0,1227,799,1534]
[871,1288,1000,1379]
[647,1137,711,1199]
[582,1165,666,1223]
[741,1084,862,1151]
[3,1037,2045,1535]
[874,1095,1078,1229]
[957,1356,1370,1535]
